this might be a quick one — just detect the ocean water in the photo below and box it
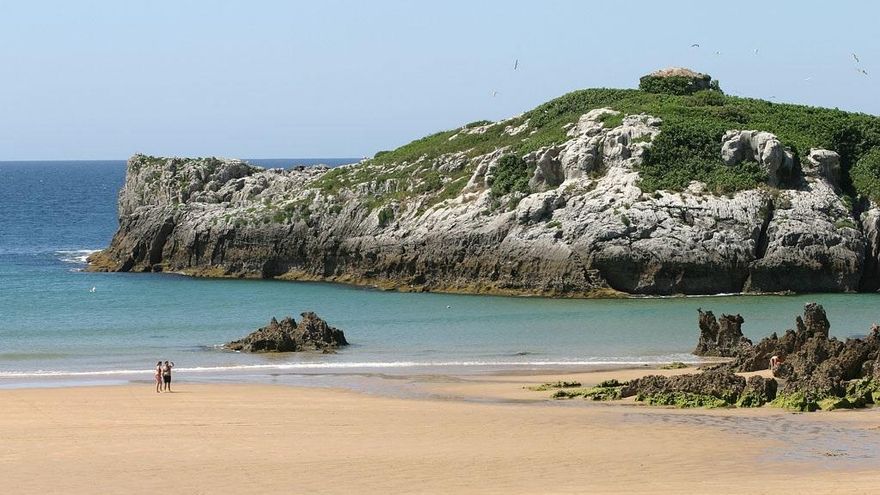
[2,160,880,388]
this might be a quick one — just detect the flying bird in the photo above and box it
[714,50,722,56]
[513,59,518,70]
[753,48,759,55]
[853,53,860,63]
[89,286,96,293]
[804,76,813,81]
[690,43,700,48]
[858,68,869,76]
[491,90,499,97]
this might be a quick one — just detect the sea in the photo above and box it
[2,159,880,389]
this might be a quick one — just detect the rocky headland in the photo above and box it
[539,303,880,411]
[225,312,348,353]
[89,69,880,297]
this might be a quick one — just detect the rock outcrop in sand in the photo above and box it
[703,303,880,411]
[543,303,879,411]
[225,312,348,353]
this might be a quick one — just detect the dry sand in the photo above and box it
[2,368,880,494]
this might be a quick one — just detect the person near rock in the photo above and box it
[155,361,163,393]
[769,355,784,370]
[162,361,175,392]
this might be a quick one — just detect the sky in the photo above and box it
[0,0,877,160]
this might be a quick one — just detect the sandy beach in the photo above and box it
[2,368,880,494]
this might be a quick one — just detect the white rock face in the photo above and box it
[805,148,842,189]
[745,178,864,292]
[721,130,795,187]
[861,205,880,291]
[96,112,875,296]
[526,110,661,191]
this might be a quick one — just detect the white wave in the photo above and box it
[0,358,706,379]
[55,249,100,264]
[630,292,745,299]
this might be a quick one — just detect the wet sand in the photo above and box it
[2,368,879,494]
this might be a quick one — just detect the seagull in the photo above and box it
[89,286,96,293]
[853,53,860,63]
[690,43,700,48]
[513,59,518,70]
[714,50,722,56]
[446,305,451,309]
[491,90,499,97]
[804,76,813,81]
[753,48,759,55]
[858,68,869,76]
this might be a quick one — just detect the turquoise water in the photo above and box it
[2,160,880,387]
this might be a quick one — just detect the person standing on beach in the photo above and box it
[155,361,163,393]
[162,361,175,392]
[156,361,162,394]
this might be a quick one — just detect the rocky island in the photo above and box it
[225,312,348,353]
[89,69,880,296]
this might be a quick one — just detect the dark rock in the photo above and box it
[694,309,752,357]
[737,375,777,407]
[621,370,746,405]
[799,302,831,339]
[732,303,833,372]
[225,312,348,353]
[690,303,880,411]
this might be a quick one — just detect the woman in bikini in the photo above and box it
[155,361,163,393]
[162,360,175,392]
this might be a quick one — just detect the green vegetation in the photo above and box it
[551,388,588,399]
[537,379,626,401]
[638,73,718,96]
[308,79,880,209]
[817,396,859,411]
[770,379,880,412]
[659,362,688,370]
[770,392,819,412]
[598,111,624,129]
[527,381,582,391]
[377,206,395,227]
[851,148,880,203]
[736,389,771,408]
[464,119,493,129]
[835,218,857,230]
[490,154,531,198]
[636,391,729,408]
[581,381,626,401]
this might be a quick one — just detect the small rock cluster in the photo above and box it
[225,312,348,353]
[694,310,753,357]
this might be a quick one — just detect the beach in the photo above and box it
[3,368,879,494]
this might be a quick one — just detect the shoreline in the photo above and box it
[3,370,879,494]
[0,361,727,392]
[86,253,827,300]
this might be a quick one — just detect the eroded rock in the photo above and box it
[720,130,796,187]
[694,309,752,357]
[225,312,348,353]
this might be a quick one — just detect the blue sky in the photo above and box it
[1,0,877,160]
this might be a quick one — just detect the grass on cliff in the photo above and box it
[314,86,880,205]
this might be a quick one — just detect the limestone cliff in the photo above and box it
[90,75,880,296]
